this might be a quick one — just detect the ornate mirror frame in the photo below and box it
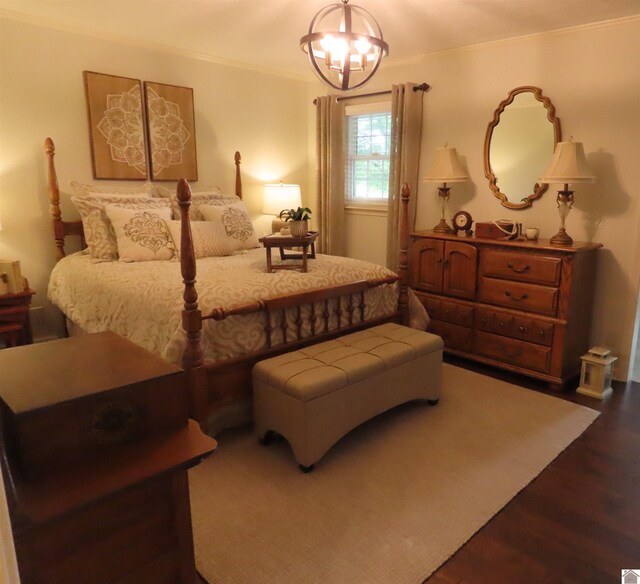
[484,86,562,210]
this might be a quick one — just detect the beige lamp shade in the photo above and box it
[263,183,302,215]
[539,141,595,184]
[423,146,468,183]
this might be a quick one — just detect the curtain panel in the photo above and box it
[315,96,345,255]
[386,83,424,271]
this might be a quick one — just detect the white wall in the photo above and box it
[0,16,310,339]
[312,16,640,380]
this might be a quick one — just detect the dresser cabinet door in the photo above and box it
[411,239,444,293]
[443,241,477,300]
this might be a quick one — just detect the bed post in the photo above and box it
[45,138,66,261]
[397,183,411,325]
[234,151,242,200]
[177,179,208,430]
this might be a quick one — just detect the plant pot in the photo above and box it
[289,220,308,237]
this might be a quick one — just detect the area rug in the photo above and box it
[189,364,599,584]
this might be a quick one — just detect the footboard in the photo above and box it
[177,180,412,432]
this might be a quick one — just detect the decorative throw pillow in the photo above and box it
[71,195,171,260]
[70,181,153,197]
[151,184,222,198]
[168,193,241,221]
[104,205,174,262]
[165,220,233,259]
[200,202,260,251]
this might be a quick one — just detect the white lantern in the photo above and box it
[577,347,616,399]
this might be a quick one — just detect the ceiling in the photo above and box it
[2,0,639,79]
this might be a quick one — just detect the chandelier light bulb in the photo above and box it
[300,0,389,91]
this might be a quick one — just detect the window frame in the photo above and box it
[344,101,392,213]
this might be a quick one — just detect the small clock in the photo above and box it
[452,211,474,236]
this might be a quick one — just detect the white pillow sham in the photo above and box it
[165,220,233,259]
[169,193,241,221]
[71,195,171,260]
[104,205,174,262]
[70,181,153,197]
[199,202,260,251]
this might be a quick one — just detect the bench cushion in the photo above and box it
[253,323,443,402]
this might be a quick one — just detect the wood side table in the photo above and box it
[0,283,35,347]
[259,231,319,273]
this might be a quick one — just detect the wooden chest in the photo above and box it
[0,332,188,479]
[410,231,602,388]
[0,332,216,584]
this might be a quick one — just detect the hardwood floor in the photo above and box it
[427,355,640,584]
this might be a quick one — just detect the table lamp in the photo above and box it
[423,146,468,233]
[263,182,302,233]
[539,140,595,245]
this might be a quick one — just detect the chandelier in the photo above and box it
[300,0,389,91]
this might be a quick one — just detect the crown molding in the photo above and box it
[385,13,640,71]
[0,8,313,83]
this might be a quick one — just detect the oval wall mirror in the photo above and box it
[484,86,561,209]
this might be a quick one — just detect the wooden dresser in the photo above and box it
[410,231,601,388]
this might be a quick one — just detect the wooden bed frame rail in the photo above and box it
[45,138,412,433]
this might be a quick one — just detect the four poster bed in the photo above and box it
[44,138,419,433]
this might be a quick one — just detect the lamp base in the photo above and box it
[550,228,573,246]
[433,219,453,234]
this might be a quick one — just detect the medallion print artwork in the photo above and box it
[146,87,192,178]
[123,211,172,253]
[84,71,149,179]
[96,84,147,176]
[221,207,254,242]
[144,82,198,181]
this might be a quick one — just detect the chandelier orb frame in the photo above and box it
[300,0,389,91]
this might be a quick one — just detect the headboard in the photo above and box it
[44,137,243,261]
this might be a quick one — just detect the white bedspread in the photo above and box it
[48,249,427,365]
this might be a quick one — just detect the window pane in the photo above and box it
[345,110,392,202]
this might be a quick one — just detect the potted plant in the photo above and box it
[279,207,312,237]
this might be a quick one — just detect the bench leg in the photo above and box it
[427,398,439,406]
[299,463,314,473]
[259,430,275,445]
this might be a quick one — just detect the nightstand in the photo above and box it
[0,281,35,347]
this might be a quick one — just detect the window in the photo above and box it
[345,103,392,205]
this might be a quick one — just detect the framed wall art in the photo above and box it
[143,81,198,181]
[83,71,149,180]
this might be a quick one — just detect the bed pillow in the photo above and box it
[151,184,222,198]
[200,202,260,251]
[70,181,153,197]
[168,193,241,221]
[165,220,233,259]
[71,195,171,260]
[104,205,174,262]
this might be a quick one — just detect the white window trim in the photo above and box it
[345,101,392,206]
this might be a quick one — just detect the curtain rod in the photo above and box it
[313,82,430,105]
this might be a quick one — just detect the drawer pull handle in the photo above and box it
[481,318,487,324]
[519,325,526,333]
[504,347,522,359]
[539,330,545,336]
[505,291,528,301]
[499,322,505,328]
[507,262,530,273]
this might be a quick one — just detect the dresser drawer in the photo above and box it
[474,330,551,373]
[480,250,562,286]
[478,277,558,316]
[476,307,554,347]
[428,320,472,353]
[420,295,473,327]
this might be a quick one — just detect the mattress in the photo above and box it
[48,249,427,365]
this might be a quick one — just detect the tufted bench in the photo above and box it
[253,323,443,472]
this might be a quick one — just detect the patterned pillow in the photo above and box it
[168,193,241,221]
[151,185,222,198]
[199,202,260,251]
[71,195,171,260]
[70,181,153,197]
[104,206,174,262]
[165,220,233,259]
